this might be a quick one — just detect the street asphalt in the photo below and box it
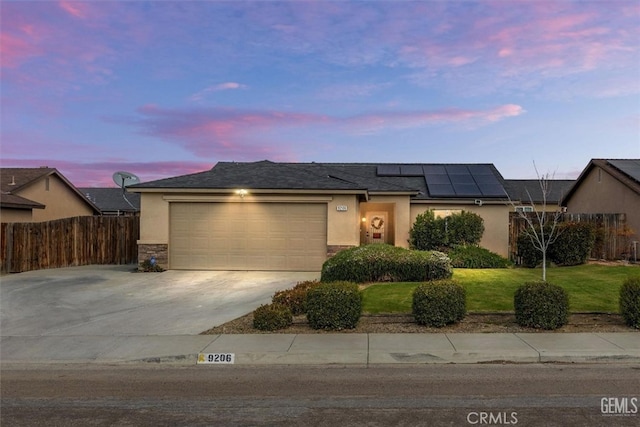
[1,265,639,366]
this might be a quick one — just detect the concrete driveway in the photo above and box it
[0,265,319,336]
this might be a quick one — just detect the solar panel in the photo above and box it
[479,183,507,197]
[467,164,494,175]
[449,174,475,184]
[424,174,451,184]
[377,165,401,176]
[473,174,500,184]
[423,165,447,174]
[445,165,469,175]
[453,183,481,196]
[400,165,424,176]
[427,183,456,197]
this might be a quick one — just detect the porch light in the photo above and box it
[236,189,248,198]
[361,217,367,222]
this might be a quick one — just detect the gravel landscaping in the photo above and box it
[201,312,635,335]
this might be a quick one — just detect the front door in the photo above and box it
[365,211,387,244]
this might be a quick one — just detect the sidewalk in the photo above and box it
[2,332,639,366]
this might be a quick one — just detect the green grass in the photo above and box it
[361,264,640,314]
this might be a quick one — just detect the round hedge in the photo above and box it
[412,280,466,327]
[320,244,452,283]
[619,277,640,329]
[306,281,362,330]
[514,281,569,330]
[252,303,293,331]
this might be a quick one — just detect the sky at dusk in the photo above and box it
[1,0,639,187]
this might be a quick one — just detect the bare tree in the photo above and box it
[507,163,564,281]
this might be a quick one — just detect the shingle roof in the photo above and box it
[504,179,575,204]
[79,188,140,213]
[0,167,100,213]
[563,159,640,204]
[130,160,512,200]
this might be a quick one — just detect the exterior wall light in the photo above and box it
[236,189,248,198]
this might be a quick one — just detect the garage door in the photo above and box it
[170,203,327,271]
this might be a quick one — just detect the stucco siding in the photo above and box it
[19,175,94,221]
[566,166,640,241]
[0,208,33,222]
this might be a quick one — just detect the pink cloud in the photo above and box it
[58,1,88,19]
[189,82,248,102]
[126,104,524,157]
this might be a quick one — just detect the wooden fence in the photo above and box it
[1,216,139,273]
[509,212,630,263]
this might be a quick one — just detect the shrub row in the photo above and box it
[320,244,452,283]
[254,280,362,331]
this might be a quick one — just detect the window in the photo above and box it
[45,178,50,191]
[515,206,534,213]
[433,209,462,219]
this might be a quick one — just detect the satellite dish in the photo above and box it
[113,171,140,188]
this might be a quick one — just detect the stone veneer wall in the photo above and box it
[138,244,168,269]
[326,245,357,258]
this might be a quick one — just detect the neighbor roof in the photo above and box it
[0,167,100,213]
[504,179,575,205]
[130,160,510,200]
[563,159,640,204]
[79,188,140,213]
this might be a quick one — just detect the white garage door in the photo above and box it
[170,203,327,271]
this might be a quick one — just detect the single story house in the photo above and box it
[1,167,100,222]
[130,160,519,271]
[79,187,140,216]
[562,159,640,245]
[504,179,575,212]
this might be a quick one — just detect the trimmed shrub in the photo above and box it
[619,277,640,329]
[252,303,293,331]
[548,222,596,266]
[306,281,362,330]
[516,222,596,268]
[320,244,452,283]
[514,281,569,330]
[446,211,485,246]
[412,280,466,327]
[409,210,446,250]
[448,245,512,268]
[272,280,321,315]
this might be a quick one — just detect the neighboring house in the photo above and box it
[0,167,100,222]
[130,160,516,271]
[79,187,140,216]
[562,159,640,244]
[504,179,575,212]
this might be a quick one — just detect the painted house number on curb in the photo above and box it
[197,353,235,364]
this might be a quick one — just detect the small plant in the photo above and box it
[272,280,321,315]
[139,257,164,272]
[448,245,512,268]
[320,244,452,283]
[306,281,362,330]
[514,281,569,330]
[252,303,293,331]
[412,280,466,327]
[619,277,640,329]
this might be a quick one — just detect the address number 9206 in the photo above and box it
[197,353,235,364]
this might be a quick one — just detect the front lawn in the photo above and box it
[361,264,640,314]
